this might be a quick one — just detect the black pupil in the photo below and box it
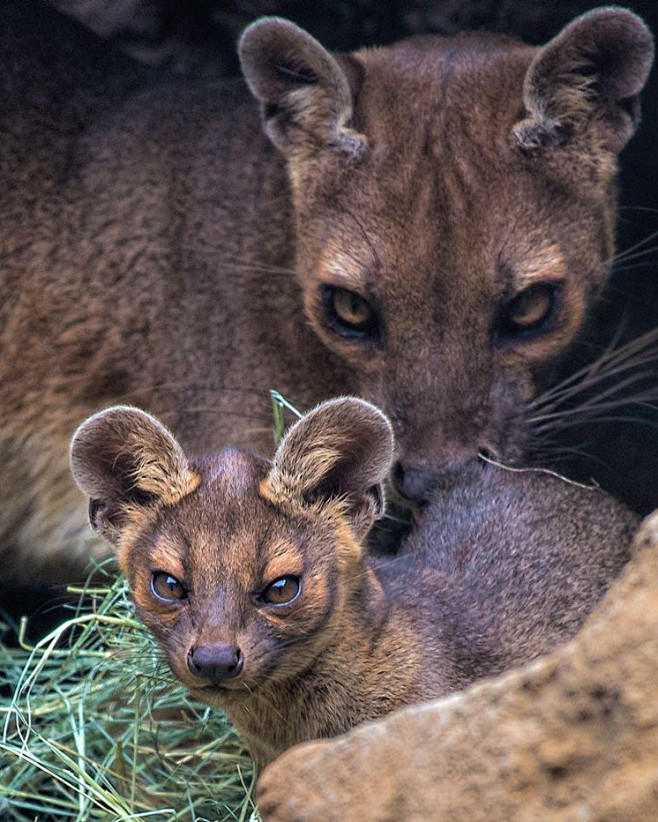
[324,285,377,339]
[266,577,298,603]
[346,294,366,320]
[335,289,369,327]
[153,572,185,600]
[498,284,557,339]
[511,289,550,325]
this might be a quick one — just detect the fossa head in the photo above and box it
[239,8,654,501]
[70,399,393,707]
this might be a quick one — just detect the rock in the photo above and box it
[257,510,658,822]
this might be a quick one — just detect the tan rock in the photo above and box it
[256,510,658,822]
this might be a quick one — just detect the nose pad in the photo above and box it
[187,643,244,683]
[392,462,434,503]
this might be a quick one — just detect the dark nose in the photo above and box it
[187,643,244,683]
[392,462,434,503]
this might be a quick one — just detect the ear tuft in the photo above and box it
[70,406,199,543]
[239,17,367,161]
[264,398,394,538]
[515,7,654,153]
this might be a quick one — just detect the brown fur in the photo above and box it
[1,6,653,584]
[70,398,638,767]
[255,510,658,822]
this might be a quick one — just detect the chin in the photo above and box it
[188,683,250,709]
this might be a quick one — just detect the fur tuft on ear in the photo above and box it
[264,398,394,538]
[514,7,654,153]
[239,17,367,161]
[70,406,199,544]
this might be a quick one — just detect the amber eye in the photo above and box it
[322,285,379,339]
[151,571,187,602]
[261,576,301,606]
[498,283,560,339]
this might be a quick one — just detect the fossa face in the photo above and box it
[240,9,654,499]
[125,450,362,708]
[70,400,391,708]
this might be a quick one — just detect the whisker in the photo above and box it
[477,453,599,490]
[527,320,658,473]
[529,376,658,425]
[611,261,658,275]
[182,407,273,423]
[611,244,658,266]
[531,391,658,430]
[607,227,658,265]
[116,381,278,402]
[618,205,658,215]
[343,550,412,586]
[211,249,298,278]
[529,327,658,412]
[532,414,658,435]
[342,204,383,272]
[529,330,629,409]
[524,441,614,471]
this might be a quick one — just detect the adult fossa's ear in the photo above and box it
[239,17,367,161]
[515,8,654,153]
[264,398,394,538]
[70,406,199,545]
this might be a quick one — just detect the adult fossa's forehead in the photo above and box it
[315,203,568,297]
[352,34,535,142]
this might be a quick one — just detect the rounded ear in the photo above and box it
[265,398,395,537]
[515,7,654,153]
[238,16,366,161]
[70,406,199,544]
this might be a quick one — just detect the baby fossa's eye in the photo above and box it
[497,282,561,340]
[261,576,301,605]
[322,285,379,340]
[150,571,187,602]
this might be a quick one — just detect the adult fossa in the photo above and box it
[0,5,652,583]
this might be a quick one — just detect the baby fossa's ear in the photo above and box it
[239,16,366,162]
[515,7,654,153]
[70,406,199,545]
[265,398,395,539]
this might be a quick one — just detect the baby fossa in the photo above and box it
[70,399,638,768]
[1,5,653,584]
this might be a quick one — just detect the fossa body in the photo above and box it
[0,5,653,585]
[70,399,638,767]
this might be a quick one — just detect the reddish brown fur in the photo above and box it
[70,399,638,767]
[1,8,653,584]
